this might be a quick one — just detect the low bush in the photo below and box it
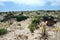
[1,15,29,22]
[32,18,40,24]
[32,16,41,24]
[42,15,57,26]
[15,16,29,21]
[28,23,37,33]
[28,16,41,33]
[0,28,8,35]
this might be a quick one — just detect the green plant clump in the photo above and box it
[15,16,29,21]
[1,15,28,22]
[32,18,40,24]
[0,28,8,35]
[28,16,41,33]
[28,23,37,33]
[32,16,41,24]
[42,15,57,26]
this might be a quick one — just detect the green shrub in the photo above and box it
[42,15,57,26]
[28,23,38,33]
[32,16,41,24]
[1,14,14,22]
[28,16,41,33]
[32,18,40,24]
[15,16,28,21]
[0,28,8,35]
[7,13,14,16]
[1,15,28,22]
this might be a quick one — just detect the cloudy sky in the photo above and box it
[0,0,60,12]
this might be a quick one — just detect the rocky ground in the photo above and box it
[0,18,60,40]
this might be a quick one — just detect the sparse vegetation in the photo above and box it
[42,15,58,26]
[28,23,37,33]
[1,15,29,22]
[0,10,60,40]
[28,16,41,33]
[32,17,40,24]
[0,28,8,35]
[15,16,29,22]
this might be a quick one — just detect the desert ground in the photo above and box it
[0,10,60,40]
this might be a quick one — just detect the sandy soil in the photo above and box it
[0,18,60,40]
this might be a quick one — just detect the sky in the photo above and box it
[0,0,60,12]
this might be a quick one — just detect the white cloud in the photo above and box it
[0,0,12,2]
[48,0,60,6]
[0,0,47,6]
[0,0,60,6]
[12,0,47,6]
[0,0,12,6]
